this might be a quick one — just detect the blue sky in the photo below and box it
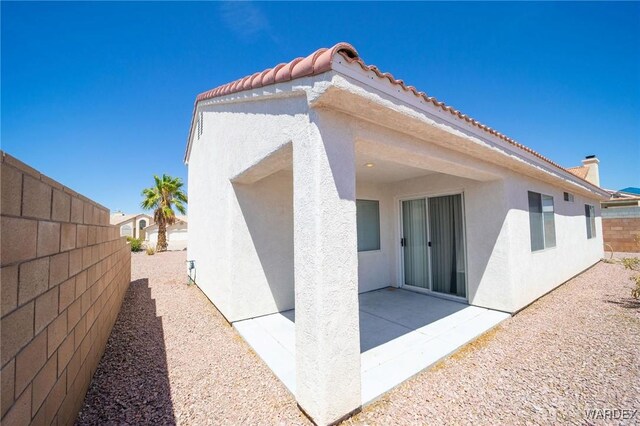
[2,2,639,213]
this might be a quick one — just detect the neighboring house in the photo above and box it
[109,212,153,239]
[184,43,609,424]
[565,159,640,252]
[617,187,640,196]
[566,155,600,186]
[144,216,188,250]
[602,187,640,208]
[567,160,640,252]
[599,188,640,253]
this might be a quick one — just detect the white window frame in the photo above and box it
[396,190,469,303]
[585,204,596,239]
[528,191,556,252]
[356,199,381,252]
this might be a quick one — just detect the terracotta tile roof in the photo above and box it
[195,42,358,102]
[567,165,589,180]
[190,42,603,192]
[110,213,153,226]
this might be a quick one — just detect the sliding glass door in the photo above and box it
[402,199,429,289]
[401,194,466,298]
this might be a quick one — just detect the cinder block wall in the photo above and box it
[1,152,131,425]
[602,218,640,252]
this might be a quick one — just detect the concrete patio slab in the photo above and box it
[233,288,510,405]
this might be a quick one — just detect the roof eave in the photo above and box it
[307,70,608,200]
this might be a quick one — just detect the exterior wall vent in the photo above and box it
[197,111,203,139]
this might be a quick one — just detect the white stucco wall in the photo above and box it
[186,63,608,425]
[187,95,310,322]
[384,174,514,311]
[169,227,188,241]
[119,221,133,237]
[146,222,188,250]
[355,170,602,313]
[355,181,395,293]
[188,90,605,318]
[118,216,152,239]
[231,170,294,319]
[504,174,603,311]
[292,109,362,423]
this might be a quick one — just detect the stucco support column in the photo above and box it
[293,111,361,425]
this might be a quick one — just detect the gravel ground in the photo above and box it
[78,252,639,425]
[76,251,308,425]
[348,257,640,425]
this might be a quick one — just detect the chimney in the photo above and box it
[582,155,600,186]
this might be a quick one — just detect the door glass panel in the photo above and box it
[428,195,466,297]
[402,199,429,289]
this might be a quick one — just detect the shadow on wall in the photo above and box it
[314,109,357,202]
[232,170,295,313]
[472,184,601,307]
[75,279,176,425]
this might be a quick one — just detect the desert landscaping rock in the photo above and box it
[76,252,307,425]
[78,253,639,425]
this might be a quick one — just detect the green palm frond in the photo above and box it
[141,174,188,227]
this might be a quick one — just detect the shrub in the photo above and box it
[126,237,143,252]
[621,257,640,271]
[631,275,640,300]
[146,247,156,256]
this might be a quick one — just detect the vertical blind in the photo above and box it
[429,195,466,297]
[528,191,556,251]
[585,204,596,239]
[528,191,544,251]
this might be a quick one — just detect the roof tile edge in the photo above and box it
[195,42,358,103]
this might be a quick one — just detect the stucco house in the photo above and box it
[144,216,188,250]
[184,43,609,424]
[109,212,153,239]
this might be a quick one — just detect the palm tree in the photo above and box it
[141,174,187,252]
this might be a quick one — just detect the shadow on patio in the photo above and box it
[234,287,510,404]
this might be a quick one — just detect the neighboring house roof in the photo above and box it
[605,196,640,201]
[619,187,640,195]
[605,187,640,199]
[110,213,153,226]
[566,166,589,180]
[186,42,605,195]
[602,196,640,208]
[144,216,187,230]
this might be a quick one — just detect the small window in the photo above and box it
[528,191,556,251]
[563,192,574,202]
[585,204,596,239]
[356,199,380,252]
[139,219,147,230]
[120,224,133,237]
